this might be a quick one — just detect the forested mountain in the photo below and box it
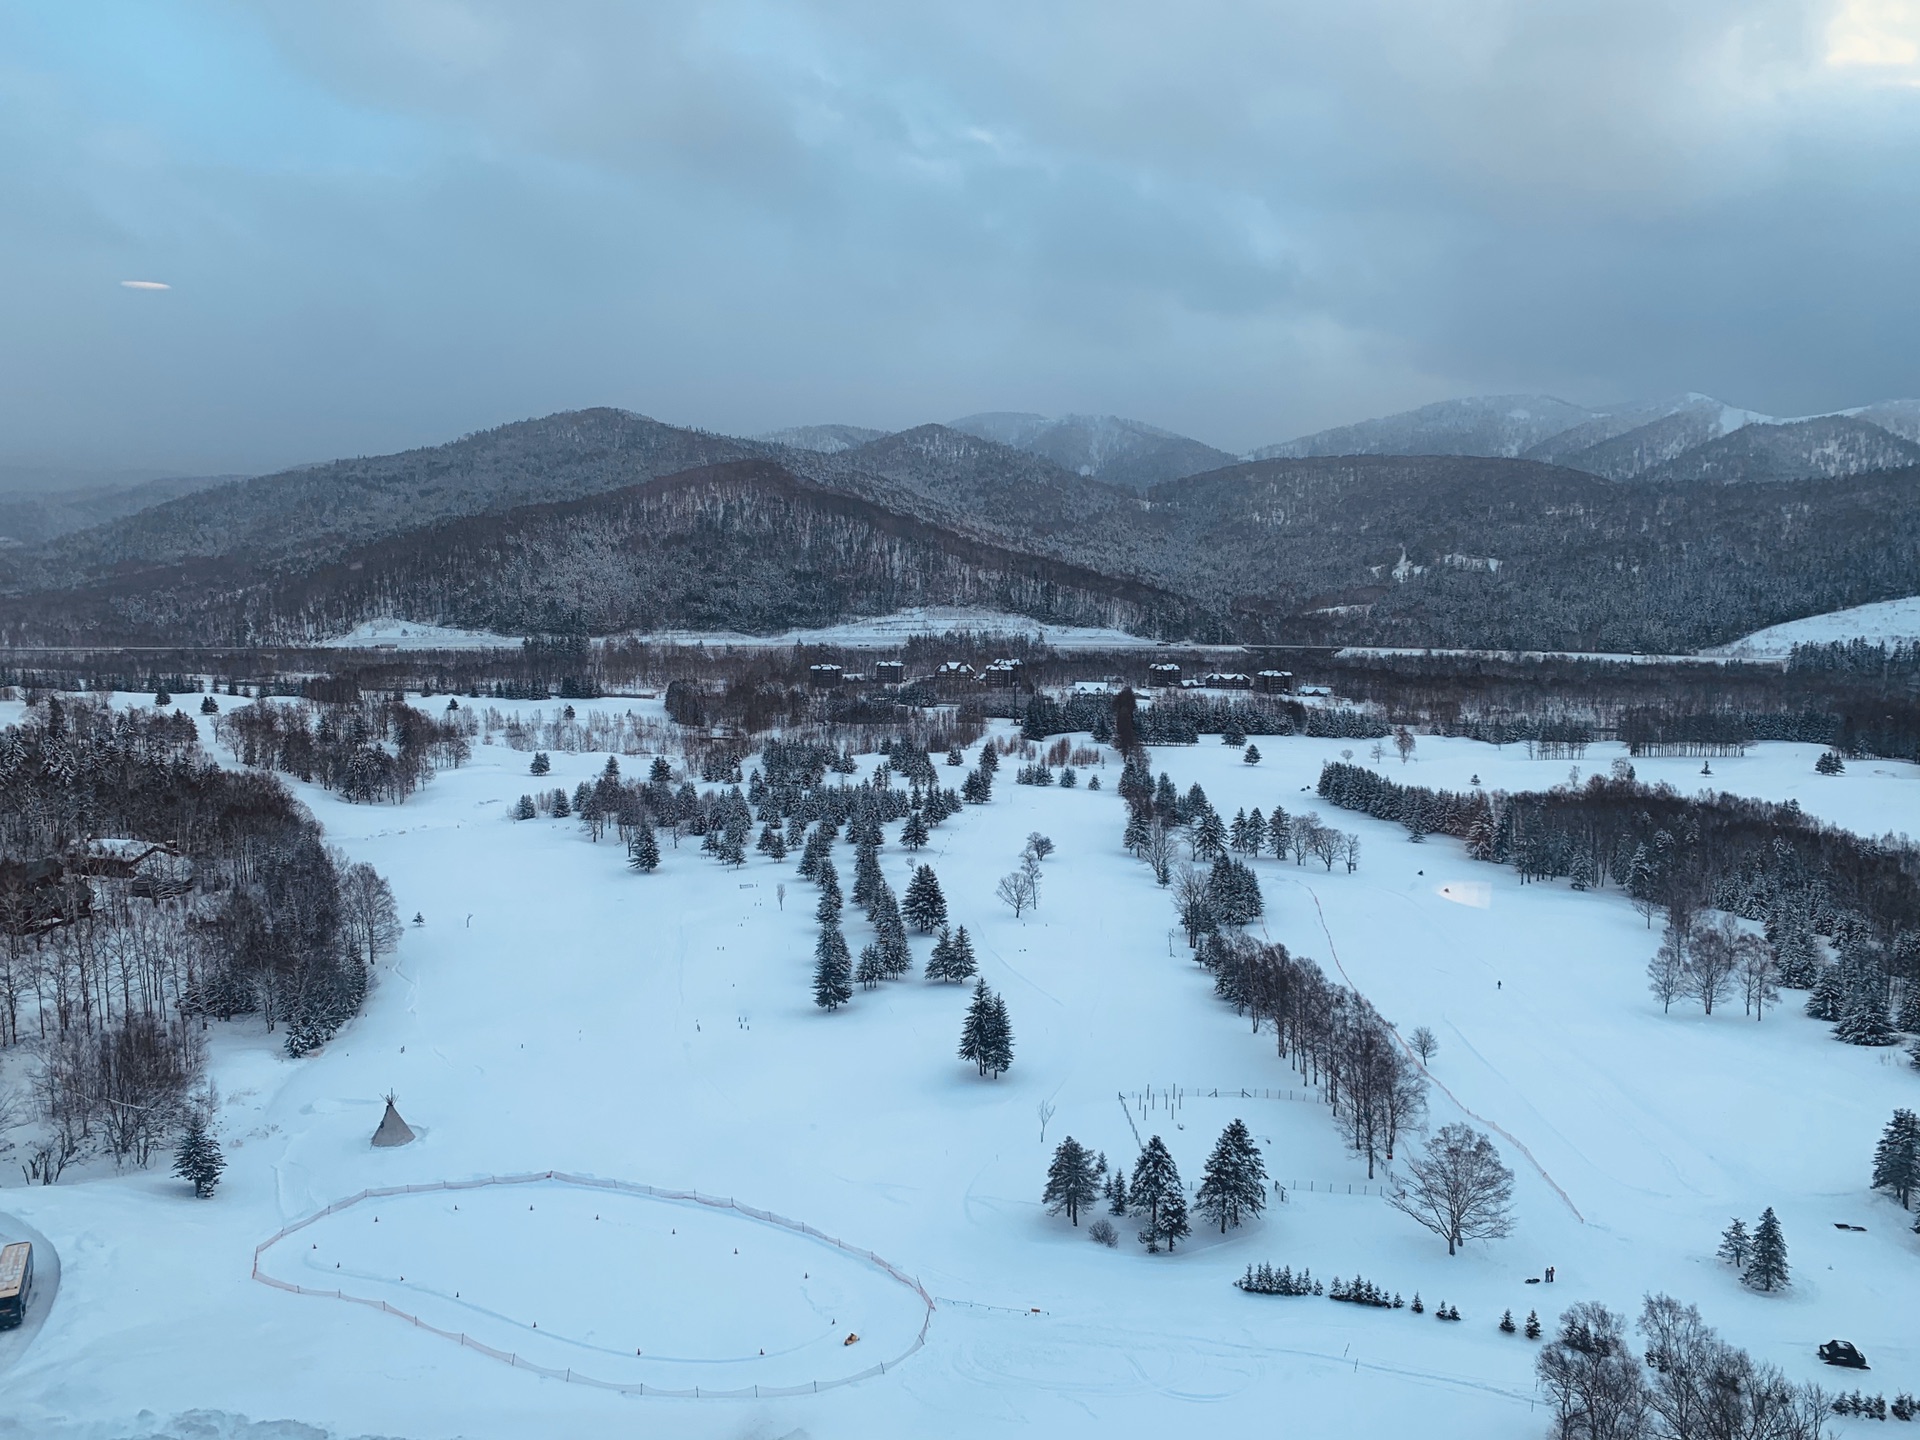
[947,412,1237,490]
[0,409,762,585]
[0,461,1208,647]
[3,419,1917,654]
[0,471,235,548]
[1256,390,1920,486]
[756,424,889,453]
[1251,395,1597,460]
[1635,415,1920,484]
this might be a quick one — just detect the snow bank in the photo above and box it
[1709,596,1920,657]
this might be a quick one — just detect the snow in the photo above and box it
[3,704,1918,1437]
[618,607,1162,650]
[1709,597,1920,658]
[314,618,521,650]
[309,608,1164,651]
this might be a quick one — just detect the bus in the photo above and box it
[0,1242,32,1330]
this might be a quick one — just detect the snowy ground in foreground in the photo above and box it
[3,704,1918,1439]
[1709,596,1920,657]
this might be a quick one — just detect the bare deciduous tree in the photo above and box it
[1387,1122,1515,1255]
[996,871,1036,919]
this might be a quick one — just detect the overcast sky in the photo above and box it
[3,1,1918,477]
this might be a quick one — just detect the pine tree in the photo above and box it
[984,992,1014,1078]
[627,826,660,873]
[902,811,930,851]
[172,1113,225,1199]
[1805,962,1846,1021]
[1743,1207,1789,1291]
[927,924,978,983]
[1244,744,1261,765]
[1106,1165,1129,1215]
[1195,1118,1268,1232]
[1043,1137,1102,1225]
[813,925,853,1012]
[1524,1309,1542,1340]
[1896,982,1920,1034]
[530,751,551,775]
[959,979,999,1076]
[1130,1136,1190,1252]
[1500,1308,1517,1334]
[903,865,949,933]
[1716,1217,1751,1267]
[1569,852,1595,892]
[855,942,887,990]
[1871,1108,1920,1208]
[1836,990,1898,1046]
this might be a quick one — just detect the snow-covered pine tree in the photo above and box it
[926,925,978,983]
[852,839,883,910]
[1743,1207,1789,1291]
[1195,1118,1268,1232]
[1500,1308,1517,1334]
[1129,1136,1190,1252]
[959,979,997,1076]
[1805,962,1846,1021]
[902,811,930,851]
[172,1113,225,1198]
[1871,1108,1920,1208]
[813,925,853,1012]
[1836,990,1898,1046]
[1524,1309,1542,1340]
[855,942,887,990]
[876,908,912,979]
[1716,1217,1751,1267]
[903,864,949,933]
[627,826,661,873]
[1569,852,1595,892]
[1191,809,1227,863]
[1042,1137,1102,1225]
[1897,982,1920,1034]
[1106,1165,1129,1215]
[984,992,1014,1078]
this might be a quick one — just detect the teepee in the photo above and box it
[371,1093,416,1148]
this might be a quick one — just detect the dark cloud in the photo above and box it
[0,0,1915,475]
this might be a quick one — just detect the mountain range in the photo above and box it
[0,392,1916,655]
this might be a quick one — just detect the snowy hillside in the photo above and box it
[3,696,1917,1439]
[1711,596,1920,657]
[947,412,1237,490]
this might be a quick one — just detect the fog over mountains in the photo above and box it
[1,388,1916,655]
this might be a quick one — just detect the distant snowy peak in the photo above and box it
[758,424,890,454]
[1253,391,1920,484]
[1249,394,1597,461]
[947,412,1236,490]
[1637,414,1920,485]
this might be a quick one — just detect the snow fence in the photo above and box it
[251,1170,935,1399]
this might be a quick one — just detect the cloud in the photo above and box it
[1,1,1918,473]
[119,279,171,290]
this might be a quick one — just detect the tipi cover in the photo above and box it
[371,1095,416,1148]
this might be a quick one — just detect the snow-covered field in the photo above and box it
[314,608,1175,652]
[2,703,1918,1439]
[1710,597,1920,658]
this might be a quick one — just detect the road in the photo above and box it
[0,1209,58,1373]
